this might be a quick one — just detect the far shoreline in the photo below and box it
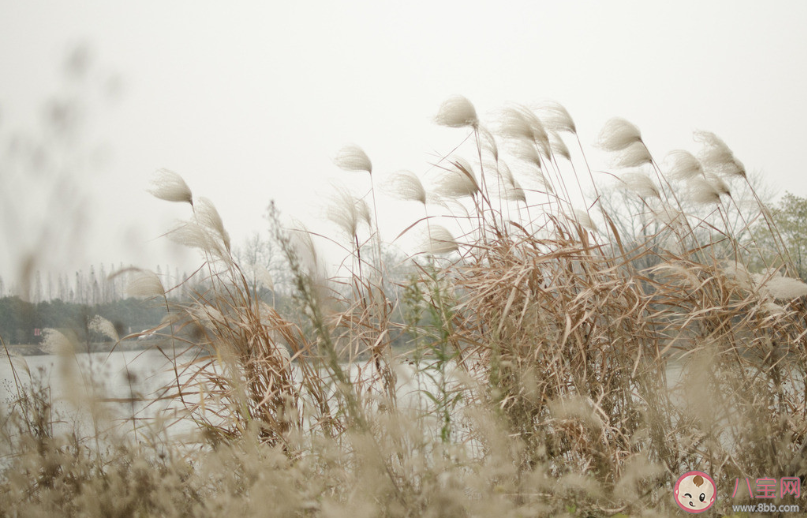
[4,340,158,357]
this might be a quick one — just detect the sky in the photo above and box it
[1,0,807,288]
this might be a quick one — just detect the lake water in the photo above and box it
[0,350,694,446]
[0,350,192,440]
[0,349,436,443]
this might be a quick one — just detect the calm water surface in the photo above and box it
[0,350,689,443]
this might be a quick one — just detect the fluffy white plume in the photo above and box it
[706,174,731,197]
[196,197,231,252]
[41,328,75,355]
[611,141,652,168]
[687,177,722,205]
[758,273,807,300]
[327,187,364,240]
[502,178,527,203]
[572,209,597,232]
[664,150,703,180]
[168,221,210,250]
[334,144,372,175]
[535,101,576,134]
[148,169,193,206]
[722,262,754,291]
[425,225,459,255]
[598,117,643,152]
[651,263,700,290]
[168,220,231,263]
[651,204,684,228]
[89,315,119,342]
[252,264,275,292]
[356,197,372,228]
[478,125,499,162]
[761,301,786,315]
[524,162,553,193]
[548,131,571,161]
[386,170,426,205]
[434,157,479,199]
[694,130,746,178]
[498,105,537,141]
[493,160,527,202]
[620,172,660,199]
[497,160,515,187]
[498,105,550,157]
[289,224,320,274]
[505,185,527,203]
[434,95,479,128]
[272,342,292,366]
[127,269,165,298]
[189,305,225,326]
[509,139,543,168]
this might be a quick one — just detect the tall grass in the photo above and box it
[3,97,807,516]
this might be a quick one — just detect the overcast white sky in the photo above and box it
[2,0,807,285]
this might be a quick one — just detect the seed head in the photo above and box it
[664,150,703,180]
[598,117,643,152]
[610,141,652,169]
[434,157,479,199]
[620,172,660,199]
[434,95,479,129]
[687,177,722,205]
[327,187,364,240]
[502,178,527,203]
[148,168,193,206]
[196,197,231,252]
[549,131,571,161]
[387,170,427,205]
[478,125,499,162]
[426,225,459,255]
[706,174,731,197]
[572,209,598,232]
[535,101,577,134]
[89,315,119,342]
[759,273,807,300]
[499,105,550,157]
[334,144,372,175]
[127,269,165,299]
[41,328,74,355]
[694,130,746,178]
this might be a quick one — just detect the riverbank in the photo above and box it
[5,339,159,356]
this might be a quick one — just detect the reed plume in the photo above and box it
[126,268,165,298]
[434,157,479,199]
[664,149,704,180]
[148,168,193,206]
[424,224,459,254]
[334,144,373,175]
[598,117,643,152]
[535,100,577,134]
[434,95,479,129]
[386,170,426,206]
[695,130,746,178]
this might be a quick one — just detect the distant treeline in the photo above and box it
[0,264,192,305]
[0,296,167,345]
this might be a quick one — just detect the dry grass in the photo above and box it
[2,97,807,517]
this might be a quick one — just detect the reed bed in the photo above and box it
[2,96,806,517]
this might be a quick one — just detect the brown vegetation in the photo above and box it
[2,97,806,517]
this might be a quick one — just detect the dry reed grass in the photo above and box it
[2,96,806,517]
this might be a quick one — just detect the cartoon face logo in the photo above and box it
[674,471,716,513]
